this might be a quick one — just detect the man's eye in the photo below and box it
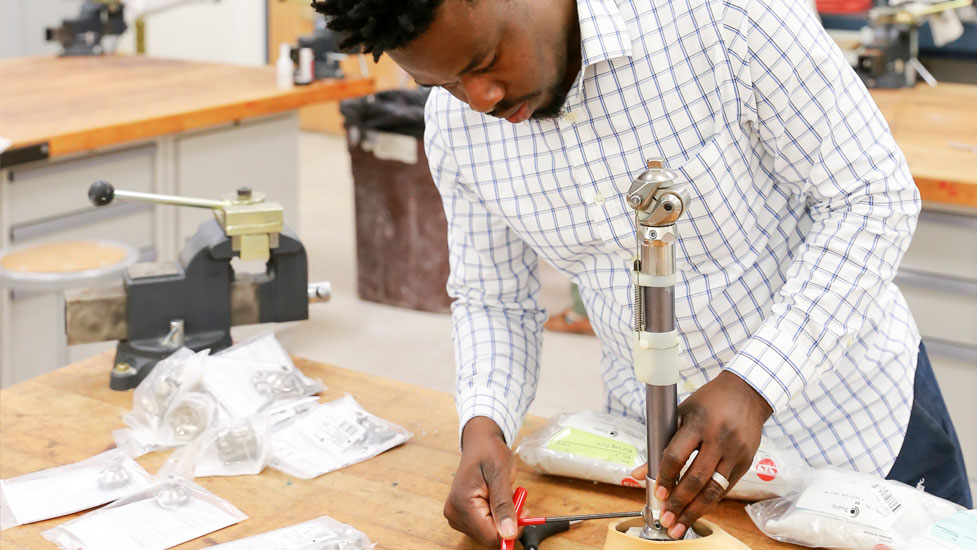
[478,54,498,73]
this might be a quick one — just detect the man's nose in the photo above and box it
[460,74,504,114]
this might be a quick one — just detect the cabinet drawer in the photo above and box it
[902,209,977,280]
[7,145,155,226]
[11,205,155,252]
[898,270,977,348]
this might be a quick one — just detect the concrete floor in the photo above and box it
[264,132,605,419]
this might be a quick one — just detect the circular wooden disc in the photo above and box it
[0,241,129,273]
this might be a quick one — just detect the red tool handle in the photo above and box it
[501,486,528,550]
[519,517,546,526]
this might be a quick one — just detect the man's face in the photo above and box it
[388,0,579,123]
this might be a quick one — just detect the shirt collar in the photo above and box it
[568,0,633,98]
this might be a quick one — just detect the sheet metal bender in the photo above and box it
[65,181,331,390]
[627,160,690,541]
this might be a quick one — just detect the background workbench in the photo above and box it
[0,352,806,550]
[870,83,977,209]
[0,55,373,386]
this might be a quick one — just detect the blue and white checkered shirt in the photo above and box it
[424,0,921,476]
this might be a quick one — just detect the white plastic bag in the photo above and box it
[216,332,324,397]
[270,395,411,479]
[124,348,205,431]
[203,515,376,549]
[115,348,212,456]
[0,449,153,530]
[42,476,247,550]
[515,411,806,500]
[746,468,965,549]
[516,411,647,487]
[202,356,323,419]
[904,509,977,550]
[159,416,273,478]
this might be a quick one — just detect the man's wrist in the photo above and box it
[717,370,774,421]
[461,416,506,450]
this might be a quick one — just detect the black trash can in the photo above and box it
[340,88,452,313]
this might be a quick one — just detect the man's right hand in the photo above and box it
[444,416,519,547]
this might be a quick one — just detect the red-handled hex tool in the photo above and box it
[504,487,643,549]
[501,486,528,550]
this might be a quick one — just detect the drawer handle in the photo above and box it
[9,202,153,243]
[925,338,977,365]
[896,269,977,298]
[918,209,977,230]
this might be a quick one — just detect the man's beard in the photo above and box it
[530,83,571,120]
[529,43,576,121]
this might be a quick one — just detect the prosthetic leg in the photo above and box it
[604,160,748,549]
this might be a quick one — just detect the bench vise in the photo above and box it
[66,181,331,390]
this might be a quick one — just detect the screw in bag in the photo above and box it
[154,479,190,508]
[164,393,216,441]
[217,424,260,465]
[140,371,182,418]
[252,366,305,397]
[97,458,131,489]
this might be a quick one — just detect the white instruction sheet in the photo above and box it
[0,449,152,529]
[42,485,245,550]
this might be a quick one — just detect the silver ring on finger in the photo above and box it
[711,471,730,492]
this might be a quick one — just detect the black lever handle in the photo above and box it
[89,180,115,207]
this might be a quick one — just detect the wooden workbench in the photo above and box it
[870,83,977,209]
[0,353,805,549]
[0,56,373,161]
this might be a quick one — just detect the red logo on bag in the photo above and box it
[621,478,642,488]
[756,458,778,481]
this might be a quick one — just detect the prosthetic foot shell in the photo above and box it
[603,518,751,550]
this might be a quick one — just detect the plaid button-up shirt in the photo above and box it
[424,0,921,475]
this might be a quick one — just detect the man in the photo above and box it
[314,0,972,545]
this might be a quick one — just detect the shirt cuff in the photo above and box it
[723,313,845,413]
[457,391,523,450]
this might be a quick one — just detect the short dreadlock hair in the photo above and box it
[312,0,450,61]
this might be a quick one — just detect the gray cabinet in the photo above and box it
[897,206,977,497]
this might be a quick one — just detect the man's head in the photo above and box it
[312,0,581,122]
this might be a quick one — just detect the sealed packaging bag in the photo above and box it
[204,514,376,549]
[516,411,806,500]
[746,468,964,549]
[516,411,647,487]
[270,395,411,479]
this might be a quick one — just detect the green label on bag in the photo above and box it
[546,427,639,466]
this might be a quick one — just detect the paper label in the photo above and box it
[301,406,369,454]
[910,510,977,550]
[56,495,241,550]
[546,427,639,467]
[795,478,903,531]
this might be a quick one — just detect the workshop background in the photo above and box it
[1,0,976,503]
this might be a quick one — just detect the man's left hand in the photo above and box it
[631,370,773,539]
